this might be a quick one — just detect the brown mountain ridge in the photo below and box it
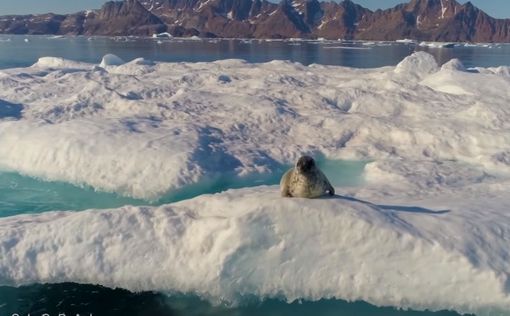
[0,0,509,42]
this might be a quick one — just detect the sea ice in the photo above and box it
[440,58,466,72]
[0,52,509,200]
[394,51,439,79]
[0,52,510,315]
[99,54,125,67]
[0,187,509,316]
[152,32,173,38]
[32,57,90,69]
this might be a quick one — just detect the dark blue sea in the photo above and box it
[0,35,509,69]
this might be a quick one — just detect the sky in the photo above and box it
[0,0,508,19]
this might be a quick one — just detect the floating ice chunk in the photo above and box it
[419,41,455,48]
[487,66,510,77]
[422,62,510,97]
[32,57,89,69]
[152,32,173,38]
[0,186,510,315]
[394,51,439,79]
[395,39,416,44]
[441,58,466,72]
[99,54,125,67]
[0,119,203,200]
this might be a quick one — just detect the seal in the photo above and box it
[280,156,335,198]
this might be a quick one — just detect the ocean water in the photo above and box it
[0,283,469,316]
[0,35,509,69]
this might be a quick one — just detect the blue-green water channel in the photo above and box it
[0,159,366,217]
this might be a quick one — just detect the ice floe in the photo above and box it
[0,187,509,315]
[99,54,125,67]
[0,52,509,200]
[0,51,510,315]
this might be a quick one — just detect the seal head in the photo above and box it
[296,155,315,174]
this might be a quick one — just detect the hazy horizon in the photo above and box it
[0,0,508,19]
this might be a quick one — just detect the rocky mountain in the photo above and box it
[356,0,510,42]
[0,0,509,42]
[0,0,166,36]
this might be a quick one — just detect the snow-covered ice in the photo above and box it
[419,41,456,48]
[0,187,510,315]
[1,52,510,314]
[99,54,125,67]
[1,52,509,200]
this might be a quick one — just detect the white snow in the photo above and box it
[196,0,213,11]
[0,52,510,201]
[485,66,510,77]
[440,58,466,72]
[99,54,125,67]
[317,19,328,30]
[440,0,447,19]
[32,57,90,69]
[394,51,439,79]
[0,186,510,316]
[422,63,510,97]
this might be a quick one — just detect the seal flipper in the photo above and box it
[326,183,335,196]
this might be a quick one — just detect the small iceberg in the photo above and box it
[0,186,509,316]
[395,39,416,44]
[152,32,173,38]
[99,54,125,67]
[32,57,89,69]
[394,51,439,78]
[440,58,466,72]
[419,41,455,48]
